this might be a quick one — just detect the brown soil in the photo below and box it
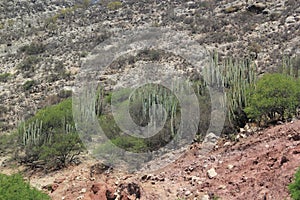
[18,120,300,200]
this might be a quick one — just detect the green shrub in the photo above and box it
[111,136,147,153]
[245,73,298,124]
[289,167,300,200]
[0,132,18,154]
[18,99,84,169]
[18,56,40,72]
[23,80,35,91]
[19,43,45,55]
[0,73,11,82]
[0,173,50,200]
[107,1,122,10]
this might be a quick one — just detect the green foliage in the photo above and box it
[111,136,147,153]
[289,167,300,200]
[279,56,300,78]
[202,53,257,131]
[18,99,84,169]
[0,73,11,82]
[59,7,74,18]
[23,80,35,91]
[7,19,14,27]
[245,73,298,124]
[18,56,40,72]
[0,173,50,200]
[0,132,18,154]
[81,0,91,8]
[19,43,45,55]
[40,133,83,168]
[107,1,122,10]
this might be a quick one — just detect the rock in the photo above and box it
[76,195,84,200]
[240,128,246,133]
[224,4,243,13]
[185,190,191,196]
[218,185,227,190]
[227,164,234,170]
[80,188,87,194]
[90,163,110,177]
[247,3,267,14]
[54,178,65,184]
[207,168,217,179]
[89,182,116,200]
[286,16,296,24]
[203,132,219,144]
[201,194,210,200]
[51,184,59,192]
[224,141,231,147]
[91,183,105,194]
[280,156,289,165]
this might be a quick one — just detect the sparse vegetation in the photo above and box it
[18,56,40,72]
[23,80,35,91]
[0,173,50,200]
[18,99,84,170]
[289,167,300,200]
[0,73,11,82]
[19,43,45,55]
[107,1,122,10]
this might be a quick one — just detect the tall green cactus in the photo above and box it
[201,52,257,124]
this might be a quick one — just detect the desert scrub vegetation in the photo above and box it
[18,56,40,73]
[19,42,45,55]
[0,72,11,82]
[0,132,18,154]
[0,173,50,200]
[107,1,122,10]
[244,73,299,125]
[245,55,300,125]
[17,98,84,170]
[289,167,300,200]
[23,80,35,91]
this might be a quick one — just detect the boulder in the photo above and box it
[207,168,218,179]
[89,182,116,200]
[247,3,267,14]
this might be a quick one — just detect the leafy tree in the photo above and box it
[18,99,84,170]
[289,167,300,200]
[244,73,298,125]
[0,173,50,200]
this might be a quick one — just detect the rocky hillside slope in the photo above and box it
[0,0,299,132]
[14,120,298,200]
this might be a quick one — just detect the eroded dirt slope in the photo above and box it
[23,120,300,200]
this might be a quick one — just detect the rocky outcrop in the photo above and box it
[0,0,299,133]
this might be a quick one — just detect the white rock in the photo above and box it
[201,194,210,200]
[80,188,87,194]
[228,164,234,170]
[207,168,217,179]
[286,16,296,24]
[185,190,191,196]
[224,141,231,147]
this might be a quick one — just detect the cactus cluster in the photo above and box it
[280,55,300,78]
[21,120,43,146]
[129,84,180,137]
[202,53,257,124]
[21,118,76,147]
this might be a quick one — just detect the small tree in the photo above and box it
[244,73,298,125]
[18,99,85,170]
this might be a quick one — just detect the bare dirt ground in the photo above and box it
[3,120,300,200]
